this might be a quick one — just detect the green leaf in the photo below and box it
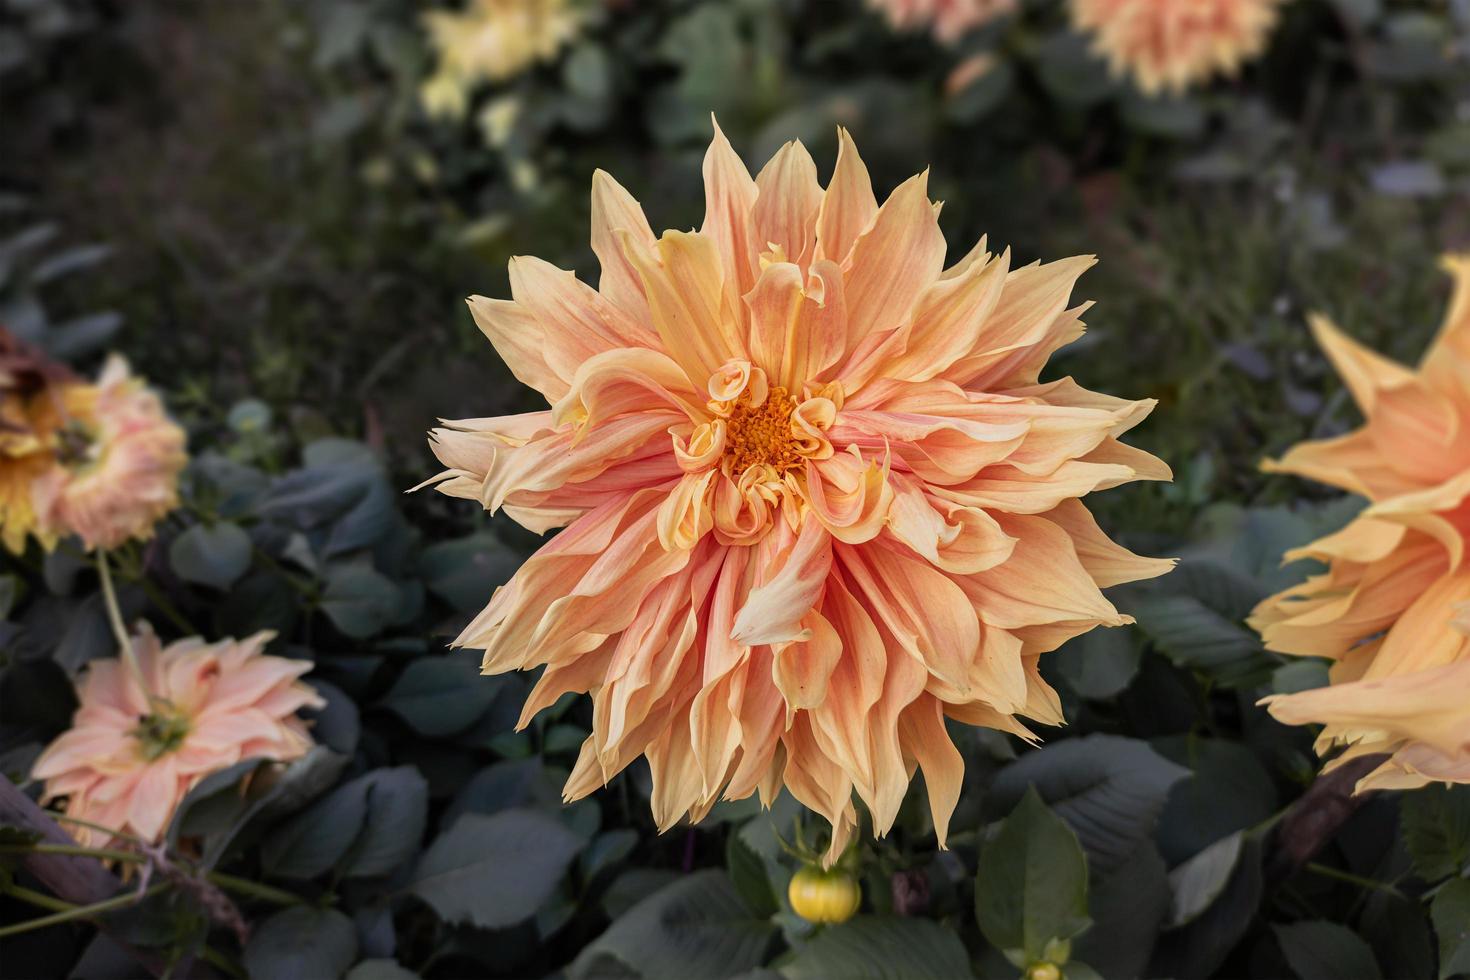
[345,961,419,980]
[1167,832,1244,928]
[1360,892,1434,980]
[778,917,973,979]
[342,767,428,878]
[419,532,522,612]
[320,564,400,639]
[169,521,253,591]
[260,775,371,880]
[1151,835,1263,980]
[1274,921,1383,980]
[408,809,584,929]
[570,870,779,980]
[1433,879,1470,980]
[1400,784,1470,882]
[244,906,357,980]
[976,788,1091,963]
[378,652,501,737]
[988,734,1188,877]
[1152,736,1277,865]
[726,832,778,920]
[1075,839,1168,979]
[1050,626,1143,700]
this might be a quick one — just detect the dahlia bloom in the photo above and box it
[1254,256,1470,792]
[1070,0,1285,95]
[32,626,323,847]
[420,0,584,119]
[869,0,1017,44]
[425,125,1172,859]
[1,347,87,554]
[31,355,187,551]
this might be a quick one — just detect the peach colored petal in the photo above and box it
[813,128,878,269]
[590,169,658,324]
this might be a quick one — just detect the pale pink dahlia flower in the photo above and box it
[32,627,323,847]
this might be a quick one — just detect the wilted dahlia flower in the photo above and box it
[425,125,1172,859]
[1254,256,1470,792]
[31,355,187,551]
[32,626,323,847]
[0,332,85,554]
[1070,0,1285,95]
[869,0,1017,44]
[420,0,584,119]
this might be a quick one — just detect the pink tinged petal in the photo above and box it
[187,708,289,753]
[947,255,1097,389]
[839,543,979,694]
[466,296,570,402]
[958,513,1126,630]
[730,518,833,645]
[872,247,1012,386]
[701,120,761,332]
[646,702,709,832]
[128,758,181,842]
[839,170,947,348]
[206,653,313,713]
[621,229,748,389]
[773,610,843,719]
[550,347,706,431]
[898,695,964,848]
[480,411,684,514]
[745,260,850,391]
[1425,253,1470,390]
[723,644,787,802]
[885,474,1016,574]
[32,727,132,780]
[752,140,823,268]
[590,168,657,323]
[804,448,895,544]
[814,128,878,267]
[509,255,657,359]
[519,508,695,668]
[517,636,616,730]
[1041,498,1176,588]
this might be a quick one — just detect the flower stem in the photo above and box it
[97,549,151,701]
[1304,862,1405,899]
[0,883,170,938]
[207,871,304,907]
[52,813,148,847]
[2,883,76,914]
[0,843,144,864]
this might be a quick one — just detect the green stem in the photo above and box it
[0,843,144,864]
[51,813,148,847]
[0,884,170,938]
[97,549,152,700]
[2,883,75,913]
[207,871,304,907]
[197,945,247,980]
[1304,862,1405,899]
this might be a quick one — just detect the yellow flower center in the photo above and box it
[724,386,799,476]
[131,708,190,762]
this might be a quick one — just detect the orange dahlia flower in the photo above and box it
[869,0,1017,44]
[31,355,187,551]
[425,125,1172,859]
[32,626,323,847]
[1254,256,1470,792]
[1070,0,1285,95]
